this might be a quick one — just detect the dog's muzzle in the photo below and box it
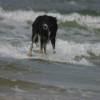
[43,23,49,30]
[42,23,50,36]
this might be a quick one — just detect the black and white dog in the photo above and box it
[28,15,58,56]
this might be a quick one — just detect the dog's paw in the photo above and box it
[53,50,56,54]
[39,50,43,54]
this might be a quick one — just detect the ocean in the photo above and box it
[0,0,100,100]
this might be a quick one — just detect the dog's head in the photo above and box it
[40,23,50,39]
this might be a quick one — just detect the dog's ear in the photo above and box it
[42,23,48,30]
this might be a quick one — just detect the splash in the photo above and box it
[0,39,100,66]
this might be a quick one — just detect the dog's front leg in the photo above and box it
[39,48,43,54]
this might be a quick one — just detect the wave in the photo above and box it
[0,7,100,29]
[0,77,99,99]
[0,39,100,66]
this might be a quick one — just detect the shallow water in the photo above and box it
[0,0,100,99]
[0,58,100,100]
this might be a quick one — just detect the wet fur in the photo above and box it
[28,15,58,56]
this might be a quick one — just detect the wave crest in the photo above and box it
[0,7,100,29]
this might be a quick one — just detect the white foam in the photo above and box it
[20,39,100,66]
[0,7,100,28]
[0,7,45,22]
[11,85,26,93]
[0,39,100,66]
[0,42,26,58]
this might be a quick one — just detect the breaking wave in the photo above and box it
[0,39,100,66]
[0,7,100,29]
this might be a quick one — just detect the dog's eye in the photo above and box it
[43,24,48,30]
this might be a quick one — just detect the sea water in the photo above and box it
[0,0,100,100]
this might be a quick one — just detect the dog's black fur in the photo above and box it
[28,15,58,56]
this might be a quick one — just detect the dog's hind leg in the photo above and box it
[27,32,35,56]
[34,34,39,47]
[39,38,44,54]
[51,38,56,54]
[43,43,47,54]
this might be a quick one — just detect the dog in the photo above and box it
[28,15,58,56]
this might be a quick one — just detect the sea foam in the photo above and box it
[0,7,100,28]
[0,39,100,66]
